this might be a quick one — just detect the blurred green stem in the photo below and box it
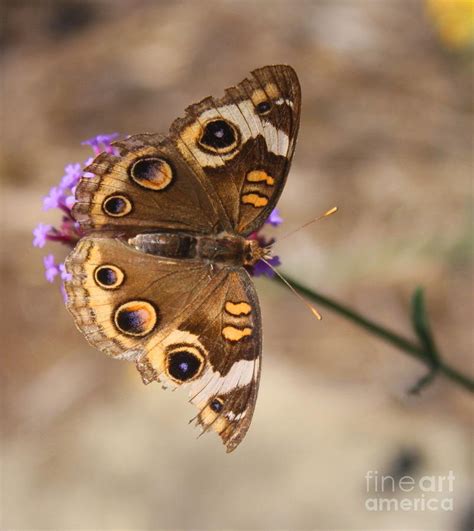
[272,274,474,393]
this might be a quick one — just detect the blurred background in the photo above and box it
[1,0,473,529]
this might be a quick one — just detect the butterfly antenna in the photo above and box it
[260,258,322,321]
[275,206,338,244]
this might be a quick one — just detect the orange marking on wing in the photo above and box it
[241,193,268,208]
[225,301,252,316]
[222,326,252,342]
[246,170,275,186]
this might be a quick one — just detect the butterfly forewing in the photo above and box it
[170,65,301,235]
[73,133,229,235]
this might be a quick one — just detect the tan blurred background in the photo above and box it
[1,0,473,529]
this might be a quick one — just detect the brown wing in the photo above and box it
[73,133,232,235]
[170,64,301,235]
[73,65,300,237]
[64,237,261,452]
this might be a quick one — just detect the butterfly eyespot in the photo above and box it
[102,194,133,217]
[199,119,239,154]
[129,157,174,191]
[94,265,124,289]
[210,398,224,413]
[256,100,272,114]
[165,346,204,383]
[114,300,158,337]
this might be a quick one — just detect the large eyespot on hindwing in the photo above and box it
[198,119,240,154]
[114,300,158,337]
[129,157,174,191]
[165,345,205,383]
[102,194,133,217]
[94,264,125,290]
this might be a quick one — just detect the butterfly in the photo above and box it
[64,65,301,452]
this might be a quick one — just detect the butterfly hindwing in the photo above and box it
[65,236,216,357]
[65,236,261,452]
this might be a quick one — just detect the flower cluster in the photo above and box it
[33,133,282,298]
[33,133,119,297]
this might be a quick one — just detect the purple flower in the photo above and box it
[82,133,119,155]
[43,186,64,211]
[82,156,95,177]
[43,254,59,283]
[64,193,76,210]
[246,229,282,278]
[60,163,82,190]
[266,208,283,227]
[35,133,124,298]
[33,223,52,248]
[252,255,281,278]
[59,263,72,281]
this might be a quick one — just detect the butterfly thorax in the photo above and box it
[129,232,266,267]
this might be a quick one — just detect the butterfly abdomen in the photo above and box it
[128,233,197,259]
[128,232,262,266]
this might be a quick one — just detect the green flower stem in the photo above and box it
[272,273,474,393]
